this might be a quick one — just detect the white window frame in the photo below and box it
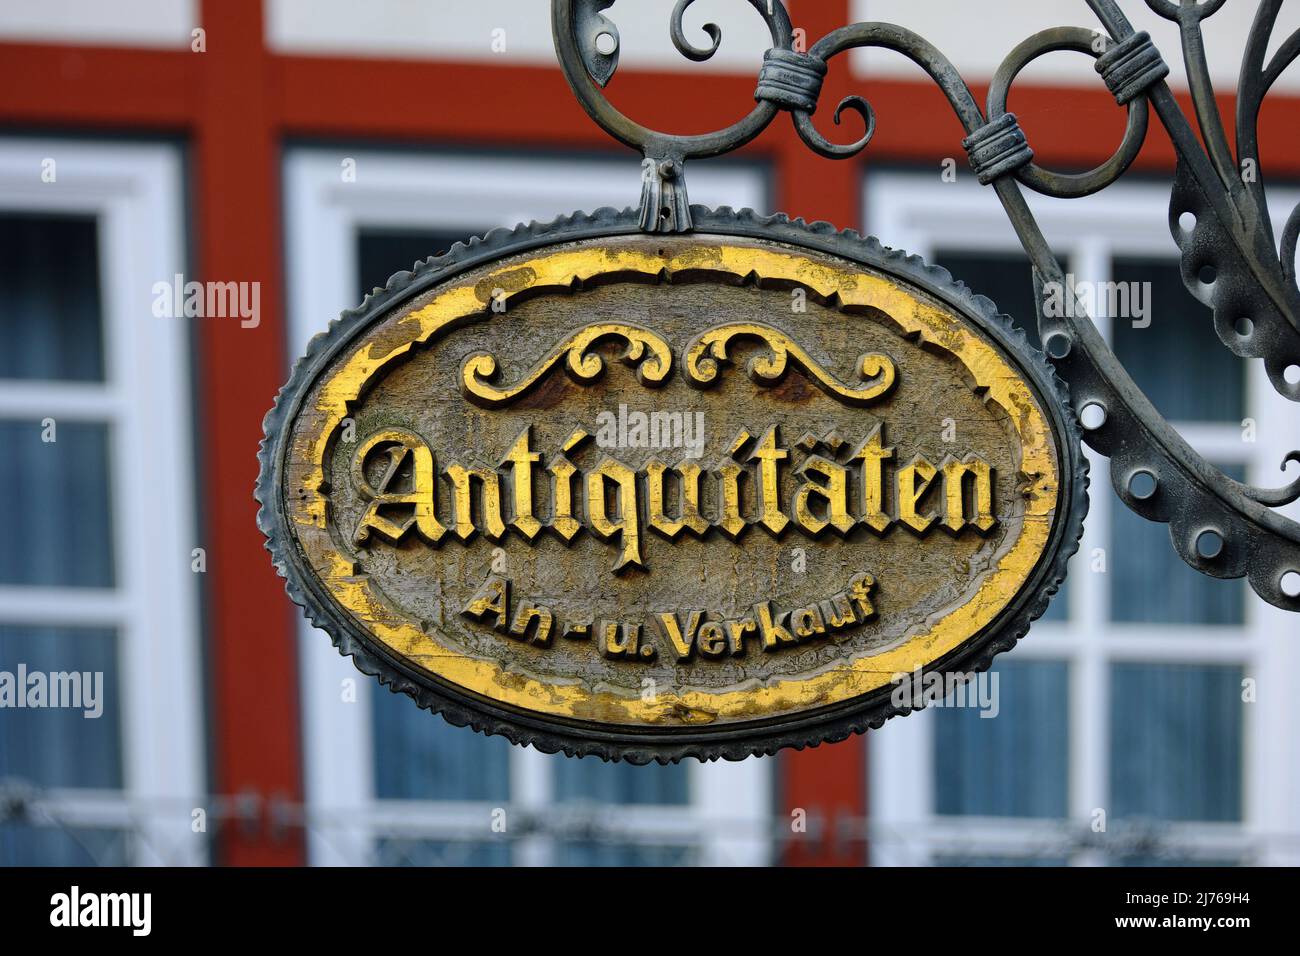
[284,147,774,867]
[0,138,204,865]
[866,170,1300,867]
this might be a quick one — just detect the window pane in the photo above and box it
[0,824,128,867]
[0,420,115,588]
[371,689,511,802]
[0,624,122,790]
[1112,257,1244,423]
[551,755,691,865]
[0,213,104,382]
[932,250,1065,622]
[357,228,473,297]
[934,660,1069,818]
[1110,463,1244,625]
[374,836,509,867]
[934,854,1069,867]
[552,755,690,806]
[932,249,1043,351]
[1109,853,1244,867]
[555,842,696,867]
[1109,663,1243,822]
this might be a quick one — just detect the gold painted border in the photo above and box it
[283,239,1060,727]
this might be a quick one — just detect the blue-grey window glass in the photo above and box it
[932,249,1044,351]
[551,755,691,865]
[374,836,510,867]
[552,755,690,807]
[932,249,1065,622]
[1110,854,1244,867]
[0,213,104,382]
[0,625,121,788]
[358,228,470,297]
[1110,462,1245,625]
[933,854,1070,867]
[555,842,696,867]
[934,660,1069,818]
[0,625,124,866]
[0,825,128,867]
[1112,257,1244,423]
[0,421,115,588]
[370,689,511,803]
[1109,663,1243,823]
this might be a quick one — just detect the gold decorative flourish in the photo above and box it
[683,322,896,406]
[460,322,672,407]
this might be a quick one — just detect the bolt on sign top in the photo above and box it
[259,209,1086,761]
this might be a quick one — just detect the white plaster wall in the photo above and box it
[850,0,1300,93]
[0,0,197,47]
[266,0,775,69]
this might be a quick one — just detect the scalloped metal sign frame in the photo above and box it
[258,208,1087,762]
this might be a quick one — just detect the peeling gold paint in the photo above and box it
[284,238,1061,726]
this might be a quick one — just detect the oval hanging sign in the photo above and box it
[258,209,1085,762]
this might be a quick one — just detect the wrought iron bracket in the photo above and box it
[552,0,1300,611]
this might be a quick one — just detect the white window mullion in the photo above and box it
[0,586,125,627]
[0,382,121,420]
[511,745,551,866]
[693,756,771,866]
[299,637,376,866]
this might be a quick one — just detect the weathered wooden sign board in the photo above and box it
[258,209,1085,761]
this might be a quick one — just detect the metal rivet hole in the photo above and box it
[1079,402,1106,430]
[1195,529,1223,560]
[595,32,617,55]
[1282,571,1300,599]
[1129,469,1157,500]
[1044,332,1071,359]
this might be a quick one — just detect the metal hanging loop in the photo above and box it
[552,0,795,232]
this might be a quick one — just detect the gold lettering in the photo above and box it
[792,455,855,536]
[352,429,446,546]
[848,573,877,621]
[500,426,542,540]
[748,425,790,535]
[658,610,703,662]
[897,455,939,534]
[445,461,506,542]
[820,592,858,630]
[850,425,894,534]
[462,575,510,632]
[547,454,582,543]
[754,601,796,650]
[696,621,727,659]
[509,601,553,647]
[645,459,710,540]
[790,605,827,639]
[586,458,644,573]
[600,621,641,659]
[714,460,748,540]
[725,617,757,656]
[940,456,997,533]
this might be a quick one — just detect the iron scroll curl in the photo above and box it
[551,0,1300,611]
